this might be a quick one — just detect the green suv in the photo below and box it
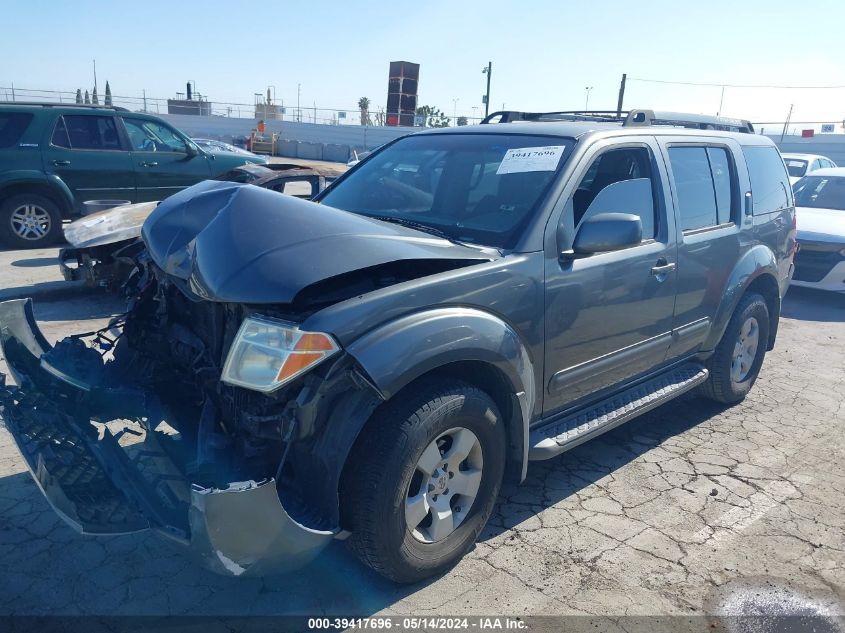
[0,103,266,248]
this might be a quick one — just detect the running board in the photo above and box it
[529,363,709,460]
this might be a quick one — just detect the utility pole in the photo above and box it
[482,62,492,118]
[452,97,459,124]
[297,83,301,122]
[781,104,794,142]
[142,89,147,112]
[717,85,725,116]
[616,73,626,117]
[585,86,593,110]
[93,59,98,93]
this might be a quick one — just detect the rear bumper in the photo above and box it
[790,260,845,293]
[0,298,336,576]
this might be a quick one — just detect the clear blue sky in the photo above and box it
[2,0,844,126]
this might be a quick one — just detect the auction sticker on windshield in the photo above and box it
[496,145,566,174]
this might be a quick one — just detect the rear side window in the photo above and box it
[668,146,736,231]
[743,146,791,215]
[53,115,122,151]
[0,112,34,148]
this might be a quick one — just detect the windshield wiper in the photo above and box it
[368,215,477,247]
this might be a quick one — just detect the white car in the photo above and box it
[791,167,845,292]
[782,153,837,185]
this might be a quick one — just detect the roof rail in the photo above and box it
[0,101,129,112]
[481,108,755,134]
[481,110,626,124]
[624,110,755,134]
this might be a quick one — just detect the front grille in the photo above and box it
[793,247,843,283]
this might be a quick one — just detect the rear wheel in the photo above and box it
[700,292,769,404]
[342,378,506,583]
[0,193,63,248]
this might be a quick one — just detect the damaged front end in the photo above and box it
[0,284,377,576]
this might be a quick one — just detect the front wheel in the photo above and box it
[342,378,506,583]
[700,292,770,404]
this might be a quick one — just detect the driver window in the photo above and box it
[572,147,657,239]
[123,118,188,153]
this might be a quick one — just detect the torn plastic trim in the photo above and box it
[0,298,337,576]
[189,478,336,577]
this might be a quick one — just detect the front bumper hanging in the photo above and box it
[0,298,336,576]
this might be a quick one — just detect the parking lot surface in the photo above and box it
[0,262,842,619]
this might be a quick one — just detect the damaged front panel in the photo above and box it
[0,289,375,575]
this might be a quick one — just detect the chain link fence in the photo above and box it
[0,86,487,127]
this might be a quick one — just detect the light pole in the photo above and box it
[472,106,478,123]
[482,62,492,118]
[297,83,301,122]
[452,97,459,125]
[585,86,593,110]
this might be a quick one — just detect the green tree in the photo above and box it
[358,97,371,126]
[415,105,450,128]
[104,81,112,106]
[457,116,468,126]
[84,90,90,104]
[92,87,99,105]
[75,89,83,104]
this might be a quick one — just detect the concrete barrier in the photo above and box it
[296,142,323,160]
[322,144,350,163]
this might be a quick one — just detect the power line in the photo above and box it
[628,77,845,90]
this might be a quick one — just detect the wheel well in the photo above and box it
[399,361,524,482]
[745,273,780,350]
[0,183,72,219]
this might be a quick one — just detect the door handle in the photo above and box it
[140,161,158,167]
[51,159,71,167]
[651,261,676,276]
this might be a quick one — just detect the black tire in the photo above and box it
[0,193,64,249]
[700,292,770,404]
[342,378,506,583]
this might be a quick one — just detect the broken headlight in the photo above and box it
[221,316,339,393]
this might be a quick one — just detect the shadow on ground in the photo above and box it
[0,390,727,617]
[10,257,59,268]
[782,286,845,322]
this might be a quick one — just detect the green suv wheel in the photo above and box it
[0,193,63,248]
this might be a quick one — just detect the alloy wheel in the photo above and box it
[405,427,484,544]
[10,204,52,241]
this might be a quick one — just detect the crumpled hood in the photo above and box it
[141,180,492,304]
[796,206,845,244]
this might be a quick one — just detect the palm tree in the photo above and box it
[358,97,371,126]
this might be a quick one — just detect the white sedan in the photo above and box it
[791,168,845,292]
[782,153,837,185]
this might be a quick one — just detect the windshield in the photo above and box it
[318,133,572,248]
[793,175,845,211]
[784,158,808,178]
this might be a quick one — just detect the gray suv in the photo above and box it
[0,109,795,583]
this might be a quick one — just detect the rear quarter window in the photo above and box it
[743,146,791,215]
[0,112,34,148]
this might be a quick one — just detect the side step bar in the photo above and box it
[529,363,709,460]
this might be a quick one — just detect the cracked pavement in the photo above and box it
[0,287,842,619]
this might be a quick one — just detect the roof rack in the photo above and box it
[0,101,129,112]
[480,108,755,134]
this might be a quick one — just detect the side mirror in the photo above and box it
[185,142,198,157]
[565,213,643,258]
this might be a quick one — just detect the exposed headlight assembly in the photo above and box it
[221,316,339,393]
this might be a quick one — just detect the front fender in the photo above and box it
[703,244,780,351]
[345,307,537,479]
